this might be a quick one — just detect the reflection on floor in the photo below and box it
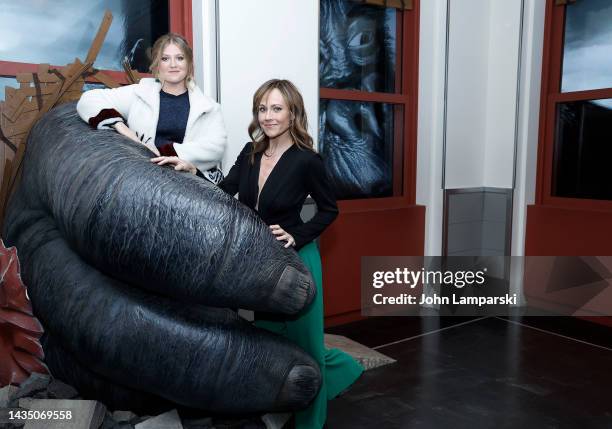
[325,316,612,428]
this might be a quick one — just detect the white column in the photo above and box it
[217,0,319,172]
[509,0,546,303]
[417,0,448,257]
[192,0,220,102]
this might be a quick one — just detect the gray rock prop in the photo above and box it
[0,406,26,428]
[135,409,183,429]
[324,333,396,370]
[10,373,51,404]
[100,413,134,429]
[3,372,285,428]
[261,412,291,429]
[181,416,214,429]
[18,397,34,409]
[23,399,106,429]
[0,385,19,407]
[100,409,137,429]
[112,410,138,423]
[47,379,79,399]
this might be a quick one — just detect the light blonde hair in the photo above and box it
[149,33,195,89]
[248,79,314,164]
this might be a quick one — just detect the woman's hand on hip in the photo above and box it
[270,225,296,248]
[150,156,198,175]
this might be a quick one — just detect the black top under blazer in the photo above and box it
[218,142,339,250]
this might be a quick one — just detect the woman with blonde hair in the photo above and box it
[77,33,226,182]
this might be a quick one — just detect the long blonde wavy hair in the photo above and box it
[248,79,314,164]
[149,33,195,90]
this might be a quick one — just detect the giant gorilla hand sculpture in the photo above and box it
[2,103,321,414]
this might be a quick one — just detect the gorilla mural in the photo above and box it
[120,0,169,72]
[319,0,397,199]
[0,1,167,74]
[2,103,321,414]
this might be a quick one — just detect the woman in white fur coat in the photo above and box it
[77,33,226,180]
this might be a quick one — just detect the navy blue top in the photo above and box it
[155,90,190,148]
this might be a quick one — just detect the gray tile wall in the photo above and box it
[444,188,512,279]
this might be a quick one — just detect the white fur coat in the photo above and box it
[77,78,227,171]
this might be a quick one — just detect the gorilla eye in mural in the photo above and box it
[319,0,397,200]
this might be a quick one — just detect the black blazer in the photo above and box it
[218,142,338,250]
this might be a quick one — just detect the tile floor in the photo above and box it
[325,316,612,428]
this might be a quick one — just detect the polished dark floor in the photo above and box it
[325,316,612,428]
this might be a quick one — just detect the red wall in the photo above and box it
[526,205,612,326]
[321,205,426,327]
[525,205,612,256]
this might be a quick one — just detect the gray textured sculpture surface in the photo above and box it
[2,103,321,414]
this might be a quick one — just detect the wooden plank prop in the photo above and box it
[0,10,140,226]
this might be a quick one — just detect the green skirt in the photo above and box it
[255,241,364,429]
